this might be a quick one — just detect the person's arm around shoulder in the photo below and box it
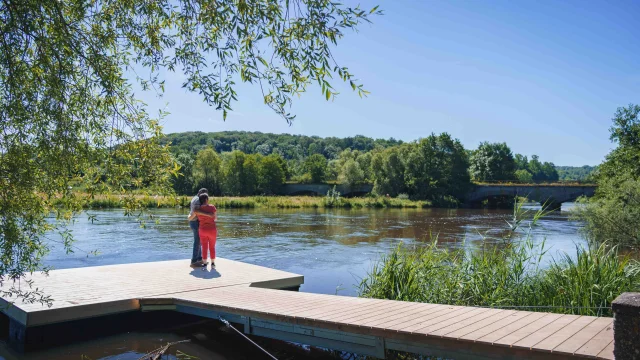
[194,208,215,217]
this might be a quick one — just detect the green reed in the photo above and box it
[76,194,430,209]
[358,204,640,317]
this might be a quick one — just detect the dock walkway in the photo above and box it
[1,260,613,359]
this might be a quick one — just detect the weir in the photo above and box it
[0,259,618,359]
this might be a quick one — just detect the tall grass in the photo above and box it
[74,194,431,210]
[358,203,640,316]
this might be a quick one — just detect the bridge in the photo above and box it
[280,183,597,209]
[466,184,597,210]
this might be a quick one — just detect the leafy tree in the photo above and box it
[527,155,543,180]
[525,155,559,182]
[404,133,470,203]
[173,153,196,195]
[371,147,406,197]
[339,159,365,186]
[163,131,403,159]
[541,162,559,182]
[515,169,534,183]
[193,148,222,194]
[599,104,640,180]
[469,142,516,182]
[574,104,640,245]
[574,174,640,245]
[556,166,597,181]
[304,154,328,183]
[327,160,341,182]
[255,144,272,156]
[356,152,373,182]
[514,154,529,171]
[222,151,247,195]
[259,154,286,194]
[0,0,380,303]
[242,154,261,195]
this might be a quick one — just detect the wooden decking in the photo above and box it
[0,258,303,327]
[1,260,614,359]
[142,286,614,360]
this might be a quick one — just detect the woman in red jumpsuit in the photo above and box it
[196,194,217,267]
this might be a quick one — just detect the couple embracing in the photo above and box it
[188,188,218,268]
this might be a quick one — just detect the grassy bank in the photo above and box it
[358,203,640,317]
[358,240,639,317]
[78,194,432,209]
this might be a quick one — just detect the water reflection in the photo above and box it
[44,205,585,297]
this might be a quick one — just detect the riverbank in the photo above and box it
[78,194,432,209]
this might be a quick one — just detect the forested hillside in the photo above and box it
[163,131,403,159]
[165,131,588,204]
[556,165,597,181]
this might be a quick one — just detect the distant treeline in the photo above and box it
[163,131,403,160]
[166,131,592,204]
[556,165,597,181]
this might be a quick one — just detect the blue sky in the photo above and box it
[137,0,640,166]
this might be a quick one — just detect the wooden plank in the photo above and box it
[361,302,441,328]
[460,310,535,342]
[414,307,493,335]
[554,317,612,355]
[428,308,506,337]
[596,340,614,360]
[329,300,412,324]
[533,316,596,351]
[444,310,518,339]
[401,306,481,333]
[0,258,304,326]
[385,305,463,332]
[574,321,614,358]
[492,313,563,346]
[370,303,448,329]
[473,311,541,343]
[513,314,581,349]
[288,298,379,320]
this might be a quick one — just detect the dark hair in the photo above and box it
[197,188,208,196]
[198,193,209,205]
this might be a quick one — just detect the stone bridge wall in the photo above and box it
[280,183,596,208]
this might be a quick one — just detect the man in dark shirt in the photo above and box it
[187,188,208,268]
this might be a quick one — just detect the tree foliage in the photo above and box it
[469,142,516,181]
[193,148,222,194]
[164,131,402,159]
[599,104,640,181]
[0,0,379,303]
[556,166,597,182]
[515,169,533,183]
[304,154,328,183]
[259,154,286,194]
[339,159,365,186]
[404,133,470,204]
[371,147,406,197]
[574,104,640,245]
[513,154,559,182]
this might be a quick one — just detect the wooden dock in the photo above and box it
[1,259,614,359]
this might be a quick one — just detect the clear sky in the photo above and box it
[137,0,640,166]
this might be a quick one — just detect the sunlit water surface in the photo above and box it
[0,205,585,359]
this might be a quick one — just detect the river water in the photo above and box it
[0,205,585,359]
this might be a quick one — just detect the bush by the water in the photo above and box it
[573,175,640,245]
[358,240,639,317]
[358,204,640,317]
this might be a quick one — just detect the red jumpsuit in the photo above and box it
[196,204,217,261]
